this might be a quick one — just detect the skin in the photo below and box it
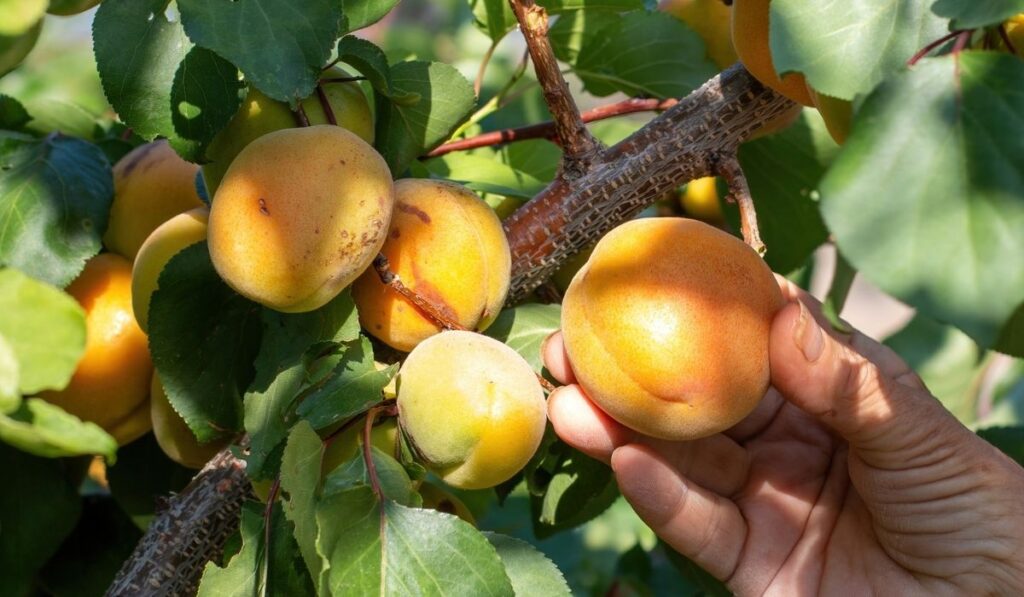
[561,218,783,440]
[352,179,511,352]
[131,207,209,332]
[544,277,1024,595]
[208,125,394,313]
[47,0,100,16]
[809,88,852,145]
[0,21,41,76]
[104,140,205,261]
[151,373,228,469]
[731,0,814,106]
[202,67,374,195]
[679,177,723,223]
[660,0,738,69]
[397,331,546,490]
[39,254,153,445]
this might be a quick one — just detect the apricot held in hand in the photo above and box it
[397,331,546,490]
[561,218,783,441]
[208,125,394,313]
[353,179,512,352]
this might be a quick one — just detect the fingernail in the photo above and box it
[794,302,824,363]
[540,331,557,361]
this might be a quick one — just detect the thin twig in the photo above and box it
[717,155,765,255]
[315,84,338,125]
[320,76,367,84]
[373,254,467,332]
[475,41,499,98]
[427,98,677,157]
[907,29,968,66]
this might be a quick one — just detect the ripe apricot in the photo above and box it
[353,179,511,352]
[39,254,153,444]
[731,0,814,106]
[679,177,724,223]
[397,331,546,490]
[561,218,783,440]
[104,140,205,260]
[132,207,209,332]
[208,125,394,313]
[809,88,852,145]
[660,0,737,69]
[151,373,229,469]
[202,67,374,195]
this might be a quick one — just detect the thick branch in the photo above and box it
[508,0,600,168]
[109,64,792,596]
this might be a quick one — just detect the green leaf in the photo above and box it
[336,36,417,103]
[149,243,263,443]
[977,426,1024,466]
[106,433,195,530]
[297,337,393,431]
[572,11,717,99]
[982,360,1024,427]
[532,439,619,538]
[484,533,571,597]
[169,47,246,160]
[178,0,342,104]
[0,335,18,413]
[771,0,948,100]
[0,95,30,131]
[316,488,514,595]
[884,315,984,424]
[323,445,419,506]
[550,9,619,64]
[932,0,1024,29]
[821,250,856,334]
[374,60,475,175]
[0,133,113,288]
[820,53,1024,353]
[198,501,313,597]
[727,111,835,274]
[0,398,117,460]
[485,303,561,374]
[0,268,85,394]
[244,291,360,479]
[421,152,549,199]
[280,421,325,588]
[470,0,517,43]
[0,443,81,597]
[341,0,401,33]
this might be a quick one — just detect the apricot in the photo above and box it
[47,0,100,16]
[151,373,229,469]
[39,254,153,445]
[561,218,783,441]
[202,67,374,195]
[208,125,394,313]
[104,140,205,261]
[419,482,476,525]
[353,179,511,352]
[660,0,737,69]
[679,177,724,223]
[809,88,852,145]
[131,207,209,332]
[396,331,546,490]
[0,21,41,76]
[731,0,814,106]
[322,417,400,474]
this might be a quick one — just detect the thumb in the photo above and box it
[769,300,942,453]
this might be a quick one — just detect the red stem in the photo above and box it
[315,84,338,126]
[907,29,969,66]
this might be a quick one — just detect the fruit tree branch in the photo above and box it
[108,64,792,596]
[717,155,765,254]
[508,0,601,170]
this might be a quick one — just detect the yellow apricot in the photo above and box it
[353,179,511,352]
[151,373,229,469]
[47,0,100,16]
[561,218,783,441]
[731,0,814,106]
[1003,14,1024,54]
[39,254,153,444]
[131,207,209,332]
[322,417,400,474]
[660,0,737,69]
[202,67,374,195]
[679,177,724,223]
[419,482,476,525]
[104,140,205,261]
[397,331,546,490]
[208,125,394,313]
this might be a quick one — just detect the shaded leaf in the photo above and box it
[341,0,401,33]
[297,336,395,431]
[485,303,561,374]
[977,426,1024,465]
[279,421,325,587]
[932,0,1024,29]
[485,533,571,597]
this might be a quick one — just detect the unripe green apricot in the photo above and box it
[397,331,546,490]
[0,21,41,76]
[202,67,374,195]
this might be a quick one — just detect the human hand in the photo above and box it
[543,277,1024,595]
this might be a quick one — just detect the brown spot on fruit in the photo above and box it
[258,198,270,216]
[397,202,431,224]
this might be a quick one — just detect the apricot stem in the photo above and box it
[474,40,499,98]
[372,253,469,333]
[907,29,970,66]
[998,25,1018,55]
[363,407,384,500]
[717,155,765,256]
[291,104,311,127]
[314,84,338,125]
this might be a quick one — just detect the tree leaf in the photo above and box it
[374,60,475,175]
[820,53,1024,353]
[322,445,419,506]
[531,439,619,539]
[469,0,518,43]
[771,0,948,100]
[0,95,30,131]
[0,443,81,597]
[484,533,571,597]
[572,11,717,99]
[421,152,549,200]
[178,0,342,104]
[297,337,395,432]
[341,0,400,33]
[0,398,117,460]
[931,0,1024,29]
[485,303,562,374]
[0,268,85,395]
[977,426,1024,466]
[0,335,18,413]
[244,291,360,478]
[336,36,417,103]
[149,243,263,443]
[0,133,112,288]
[550,9,619,64]
[316,488,514,595]
[280,421,325,589]
[169,47,245,160]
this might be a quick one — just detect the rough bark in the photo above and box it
[107,65,792,595]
